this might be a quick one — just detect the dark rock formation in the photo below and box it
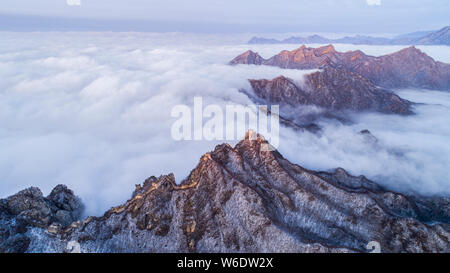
[0,185,83,253]
[359,129,378,144]
[231,45,450,91]
[248,67,412,115]
[229,50,264,66]
[2,132,448,253]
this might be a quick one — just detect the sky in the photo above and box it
[0,0,449,34]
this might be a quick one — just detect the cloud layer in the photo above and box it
[0,32,449,216]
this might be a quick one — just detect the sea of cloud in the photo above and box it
[0,32,449,216]
[278,89,450,196]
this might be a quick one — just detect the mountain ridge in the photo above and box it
[230,45,450,91]
[1,132,449,253]
[247,67,413,115]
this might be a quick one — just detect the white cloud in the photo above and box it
[0,32,449,217]
[366,0,381,6]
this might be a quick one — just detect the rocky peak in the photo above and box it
[387,46,430,61]
[47,185,84,217]
[0,184,84,253]
[229,50,264,65]
[262,45,341,69]
[2,185,84,229]
[290,44,336,56]
[399,45,422,53]
[316,44,336,55]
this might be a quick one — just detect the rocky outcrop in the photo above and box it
[0,185,83,253]
[265,45,338,69]
[248,67,412,115]
[229,50,264,66]
[231,45,450,91]
[2,132,448,253]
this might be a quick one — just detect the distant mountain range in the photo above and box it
[249,26,450,46]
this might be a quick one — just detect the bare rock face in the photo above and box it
[248,67,412,115]
[231,45,450,91]
[229,50,264,65]
[5,132,448,253]
[47,185,84,226]
[0,185,84,253]
[264,45,338,69]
